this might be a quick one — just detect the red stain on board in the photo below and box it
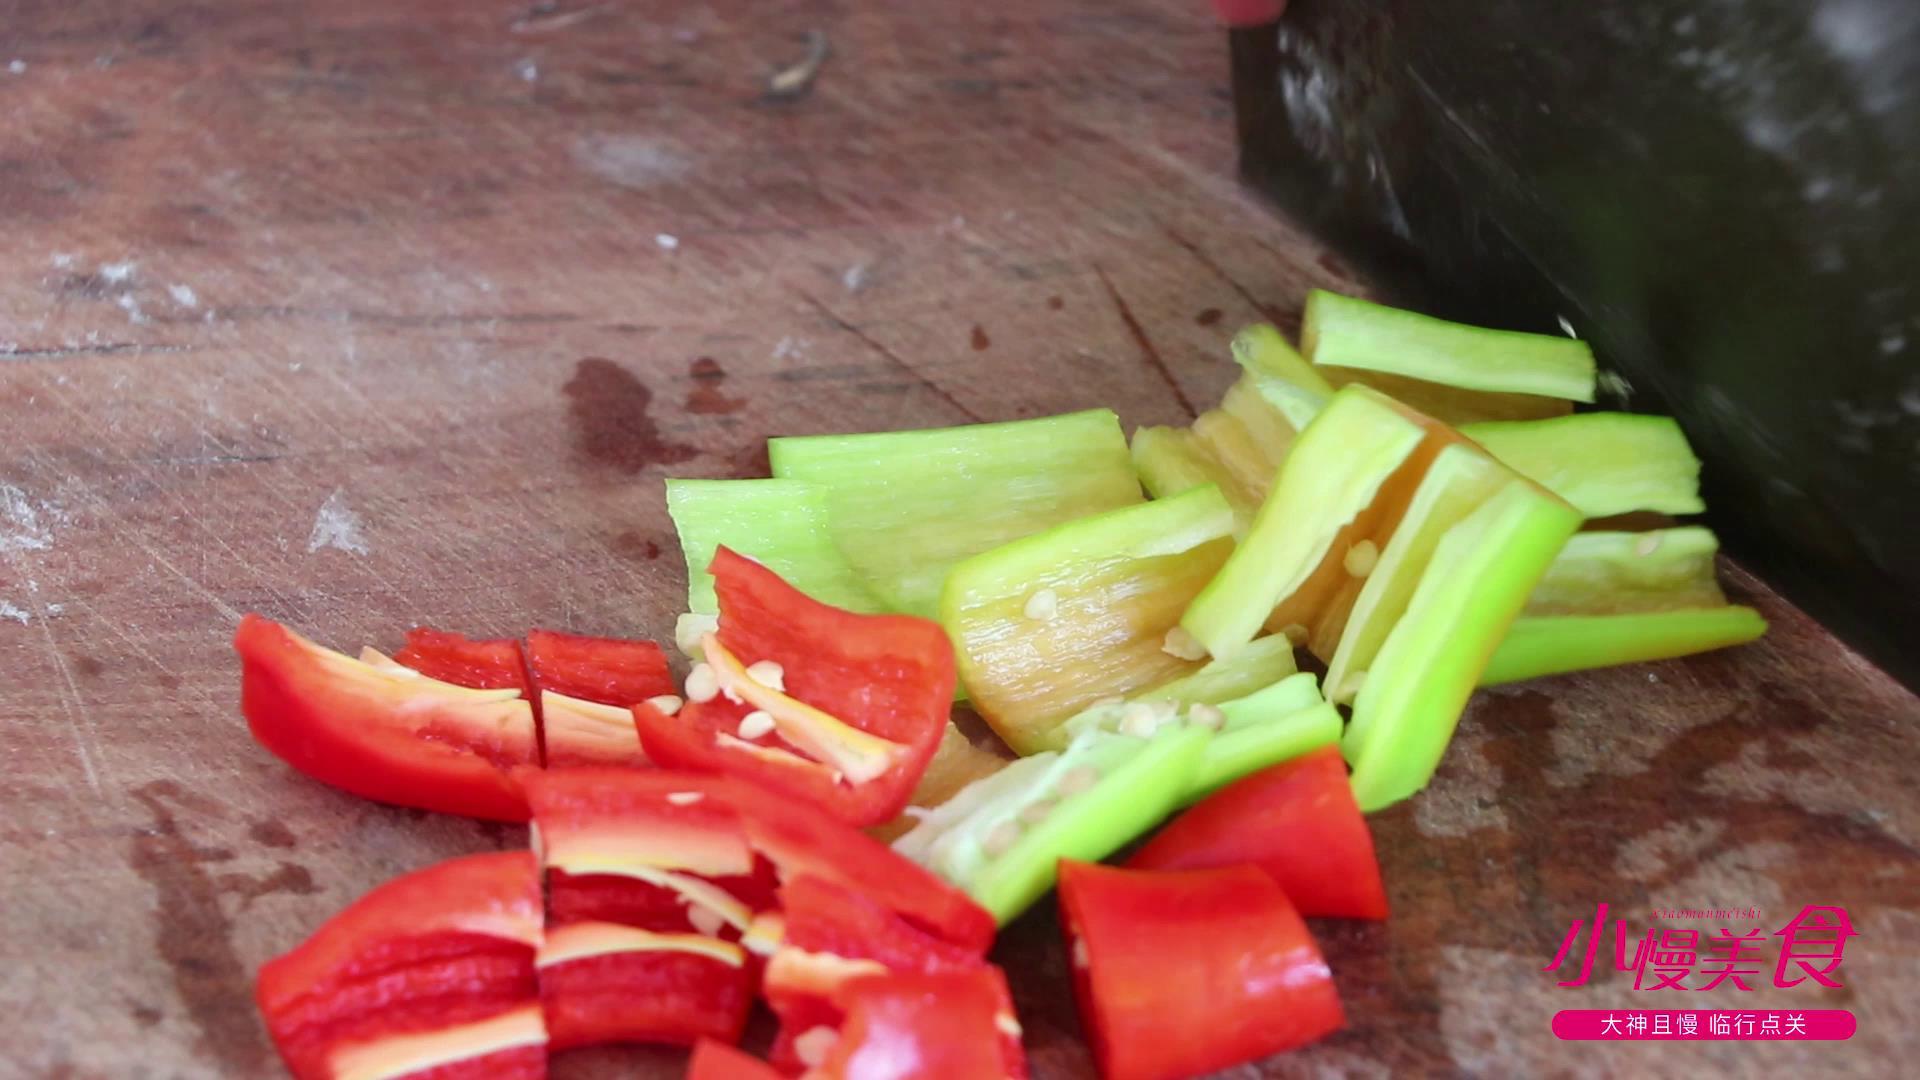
[126,781,276,1073]
[1195,307,1224,326]
[970,324,991,351]
[248,820,298,849]
[564,357,698,471]
[728,440,772,478]
[1046,295,1064,310]
[611,530,665,562]
[685,356,746,415]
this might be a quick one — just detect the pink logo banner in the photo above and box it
[1553,1010,1855,1041]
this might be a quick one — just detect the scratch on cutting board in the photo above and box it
[1093,265,1196,418]
[1161,226,1291,328]
[792,289,984,422]
[306,489,370,556]
[1,482,65,552]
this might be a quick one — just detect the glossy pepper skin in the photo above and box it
[635,547,957,827]
[688,1039,786,1080]
[525,628,674,768]
[814,969,1027,1080]
[236,614,538,821]
[256,851,547,1080]
[1057,861,1344,1080]
[760,875,1016,1076]
[534,922,752,1051]
[1129,746,1388,919]
[394,627,533,693]
[524,628,674,707]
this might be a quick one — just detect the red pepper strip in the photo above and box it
[520,769,768,937]
[1127,746,1389,919]
[525,628,674,707]
[761,875,1012,1075]
[812,969,1027,1080]
[394,627,533,693]
[256,851,546,1080]
[689,1039,786,1080]
[1057,862,1344,1080]
[634,547,955,827]
[526,629,673,768]
[541,691,653,770]
[326,1007,547,1080]
[724,780,996,954]
[522,769,994,955]
[546,864,779,939]
[535,921,752,1051]
[392,627,552,768]
[237,615,537,821]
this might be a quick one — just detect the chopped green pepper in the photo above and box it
[1481,527,1767,683]
[1485,607,1768,685]
[1056,671,1336,802]
[1303,289,1597,402]
[1181,385,1427,661]
[664,478,883,616]
[1188,687,1340,801]
[1344,479,1582,811]
[1131,634,1297,708]
[1461,413,1705,517]
[892,724,1209,924]
[941,485,1237,755]
[769,409,1140,618]
[1523,528,1725,614]
[1324,444,1508,703]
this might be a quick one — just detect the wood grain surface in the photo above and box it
[1,1,1915,1077]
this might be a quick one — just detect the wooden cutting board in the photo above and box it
[2,1,1914,1076]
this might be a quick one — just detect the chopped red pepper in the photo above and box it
[1128,746,1389,919]
[237,614,538,821]
[688,1039,785,1080]
[723,779,996,954]
[535,921,752,1051]
[521,769,771,943]
[525,628,674,706]
[394,627,533,693]
[256,851,547,1080]
[760,876,1016,1076]
[546,864,779,939]
[830,969,1024,1079]
[811,969,1028,1079]
[527,628,674,767]
[1057,861,1344,1080]
[520,769,993,954]
[634,547,954,827]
